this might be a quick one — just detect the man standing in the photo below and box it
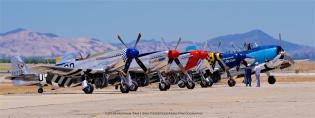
[244,64,252,87]
[254,62,261,87]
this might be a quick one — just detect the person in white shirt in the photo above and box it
[254,62,261,87]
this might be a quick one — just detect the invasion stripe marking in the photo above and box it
[60,77,68,87]
[50,75,58,84]
[64,78,71,87]
[58,76,65,85]
[67,79,73,87]
[54,76,61,83]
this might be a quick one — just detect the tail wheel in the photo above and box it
[83,83,94,94]
[178,80,186,88]
[186,81,195,89]
[129,81,139,91]
[159,82,168,91]
[227,79,236,87]
[38,88,43,93]
[268,76,276,84]
[120,83,130,93]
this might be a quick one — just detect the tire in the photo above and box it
[142,77,150,86]
[159,82,168,91]
[129,81,139,91]
[186,81,195,89]
[178,80,186,88]
[168,75,176,85]
[120,83,130,93]
[200,80,208,88]
[95,78,104,89]
[228,79,236,87]
[268,76,276,84]
[82,83,94,94]
[38,88,43,93]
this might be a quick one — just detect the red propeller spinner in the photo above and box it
[168,50,180,60]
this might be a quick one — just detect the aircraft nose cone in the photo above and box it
[200,51,208,59]
[126,48,139,58]
[168,50,180,60]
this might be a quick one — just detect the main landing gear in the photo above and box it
[266,72,276,84]
[118,72,139,93]
[226,71,236,87]
[157,72,170,91]
[81,74,94,94]
[198,71,214,88]
[177,73,195,89]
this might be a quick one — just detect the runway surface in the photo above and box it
[0,82,314,118]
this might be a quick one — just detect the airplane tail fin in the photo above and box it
[10,56,31,76]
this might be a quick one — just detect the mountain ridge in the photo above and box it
[0,28,314,59]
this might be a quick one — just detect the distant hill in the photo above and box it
[0,28,117,57]
[206,30,315,59]
[0,28,314,59]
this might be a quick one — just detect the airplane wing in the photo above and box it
[31,65,104,77]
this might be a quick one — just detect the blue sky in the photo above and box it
[0,0,314,46]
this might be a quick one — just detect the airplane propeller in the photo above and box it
[116,33,148,74]
[160,37,186,72]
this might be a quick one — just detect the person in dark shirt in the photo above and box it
[244,65,252,87]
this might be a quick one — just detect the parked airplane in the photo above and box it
[5,56,49,93]
[204,34,294,87]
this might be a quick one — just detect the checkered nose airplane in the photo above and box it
[27,33,162,94]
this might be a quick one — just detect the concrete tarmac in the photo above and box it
[0,82,315,118]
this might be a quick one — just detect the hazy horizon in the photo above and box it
[0,0,314,46]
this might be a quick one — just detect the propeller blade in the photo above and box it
[166,59,174,72]
[123,58,133,74]
[174,58,185,72]
[168,59,174,64]
[116,33,128,48]
[217,59,229,71]
[134,32,142,48]
[217,41,221,52]
[175,37,182,50]
[160,37,170,50]
[135,57,148,72]
[203,40,208,51]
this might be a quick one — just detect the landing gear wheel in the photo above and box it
[95,78,104,89]
[200,80,208,88]
[268,76,276,84]
[129,81,139,91]
[82,83,94,94]
[186,81,195,89]
[159,82,168,91]
[228,79,236,87]
[142,77,150,86]
[38,88,43,93]
[120,83,130,93]
[178,80,186,88]
[208,78,214,87]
